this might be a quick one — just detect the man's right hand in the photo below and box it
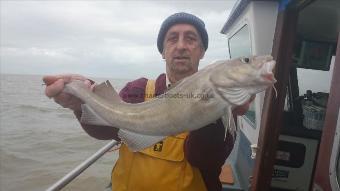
[42,74,95,112]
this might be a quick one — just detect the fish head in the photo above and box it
[210,55,276,105]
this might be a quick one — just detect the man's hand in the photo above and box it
[233,95,255,116]
[43,74,95,112]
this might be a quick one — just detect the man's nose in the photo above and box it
[176,37,187,50]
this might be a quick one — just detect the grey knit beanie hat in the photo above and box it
[157,12,208,53]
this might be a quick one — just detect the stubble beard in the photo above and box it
[167,61,197,82]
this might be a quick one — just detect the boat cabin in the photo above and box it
[220,0,339,190]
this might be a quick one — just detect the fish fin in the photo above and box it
[221,107,237,140]
[118,129,166,152]
[94,80,121,103]
[80,104,111,126]
[229,109,237,140]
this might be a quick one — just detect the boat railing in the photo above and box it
[45,140,119,191]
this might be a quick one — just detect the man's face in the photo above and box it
[162,24,205,80]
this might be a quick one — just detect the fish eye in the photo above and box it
[241,57,250,64]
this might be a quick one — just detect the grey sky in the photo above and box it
[1,0,236,79]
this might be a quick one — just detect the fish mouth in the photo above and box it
[262,73,276,82]
[260,60,276,83]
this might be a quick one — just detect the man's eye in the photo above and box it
[167,37,177,42]
[241,57,250,63]
[186,36,197,42]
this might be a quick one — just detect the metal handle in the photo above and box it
[46,140,119,191]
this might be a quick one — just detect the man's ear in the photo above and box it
[200,50,205,59]
[162,50,165,59]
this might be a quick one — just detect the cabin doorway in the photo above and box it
[251,0,339,190]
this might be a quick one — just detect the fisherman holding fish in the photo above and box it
[43,12,274,191]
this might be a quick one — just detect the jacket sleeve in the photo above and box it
[184,119,235,170]
[75,110,120,140]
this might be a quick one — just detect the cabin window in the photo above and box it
[228,25,251,59]
[228,25,256,126]
[295,40,334,71]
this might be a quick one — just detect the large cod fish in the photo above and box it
[63,55,276,151]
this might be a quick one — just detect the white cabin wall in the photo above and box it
[226,4,252,45]
[251,1,279,56]
[225,2,257,144]
[222,2,280,189]
[230,1,279,144]
[251,1,279,143]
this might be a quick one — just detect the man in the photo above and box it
[43,12,253,191]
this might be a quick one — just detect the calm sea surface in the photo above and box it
[0,74,130,191]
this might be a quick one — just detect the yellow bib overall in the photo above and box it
[111,80,207,191]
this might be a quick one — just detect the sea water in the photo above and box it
[0,74,130,191]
